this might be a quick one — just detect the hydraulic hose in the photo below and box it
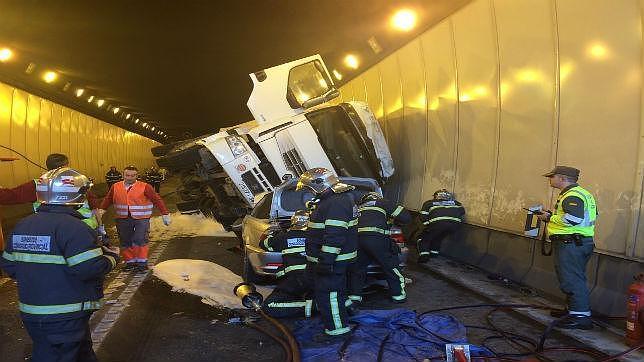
[0,144,47,170]
[246,321,292,362]
[258,309,301,362]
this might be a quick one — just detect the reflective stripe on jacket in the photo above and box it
[113,181,154,219]
[547,185,597,237]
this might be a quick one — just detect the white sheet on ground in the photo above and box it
[153,259,273,309]
[148,212,235,241]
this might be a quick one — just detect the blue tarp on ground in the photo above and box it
[293,309,492,361]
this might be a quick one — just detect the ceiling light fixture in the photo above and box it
[112,107,120,114]
[0,47,13,62]
[391,9,417,31]
[125,113,131,120]
[87,95,94,103]
[343,54,359,69]
[142,122,148,127]
[42,71,58,83]
[134,118,140,124]
[97,99,105,107]
[75,88,85,97]
[332,69,343,80]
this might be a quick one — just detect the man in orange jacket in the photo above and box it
[99,165,171,271]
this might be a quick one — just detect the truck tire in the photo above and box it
[156,144,203,172]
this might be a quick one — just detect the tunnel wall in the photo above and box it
[0,81,159,233]
[0,81,159,187]
[338,0,644,261]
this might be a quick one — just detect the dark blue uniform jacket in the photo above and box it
[260,228,308,278]
[0,204,116,321]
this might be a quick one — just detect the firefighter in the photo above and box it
[260,210,314,318]
[536,166,597,330]
[417,189,465,263]
[348,192,411,304]
[98,165,171,271]
[296,167,358,338]
[0,167,119,362]
[145,166,163,193]
[105,165,123,190]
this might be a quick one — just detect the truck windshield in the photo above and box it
[288,60,333,105]
[306,106,378,179]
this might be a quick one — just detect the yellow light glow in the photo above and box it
[459,93,472,102]
[429,98,440,111]
[298,92,310,101]
[135,118,140,124]
[332,69,342,80]
[87,95,94,103]
[112,107,120,114]
[516,69,541,83]
[151,126,156,131]
[97,99,105,107]
[588,43,608,59]
[344,54,359,69]
[142,122,148,127]
[500,82,511,98]
[0,48,13,62]
[391,9,417,32]
[473,86,488,97]
[126,113,131,120]
[560,62,574,83]
[75,88,84,97]
[42,71,58,83]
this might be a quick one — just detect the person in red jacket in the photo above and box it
[99,165,171,271]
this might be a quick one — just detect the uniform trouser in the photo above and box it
[553,240,594,314]
[115,217,151,263]
[263,271,314,318]
[417,221,460,255]
[314,263,351,336]
[23,315,96,362]
[348,234,405,301]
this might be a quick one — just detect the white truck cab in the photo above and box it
[157,55,394,228]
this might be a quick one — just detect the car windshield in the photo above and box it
[306,106,378,179]
[251,192,273,219]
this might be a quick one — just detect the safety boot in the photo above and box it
[417,254,430,264]
[554,315,593,330]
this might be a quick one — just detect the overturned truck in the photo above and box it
[155,55,394,229]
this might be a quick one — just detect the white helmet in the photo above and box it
[296,167,353,195]
[36,167,92,206]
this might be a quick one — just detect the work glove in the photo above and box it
[101,245,120,264]
[162,214,172,226]
[315,263,334,275]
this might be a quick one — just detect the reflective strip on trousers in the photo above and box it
[329,291,343,330]
[423,216,461,225]
[357,227,390,235]
[321,245,341,254]
[276,264,307,277]
[19,300,103,315]
[391,205,404,218]
[282,247,305,255]
[392,268,406,300]
[306,251,357,263]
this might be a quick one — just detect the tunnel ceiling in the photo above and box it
[0,0,469,142]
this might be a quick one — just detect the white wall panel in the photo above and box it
[10,90,28,184]
[38,100,52,169]
[25,95,41,179]
[420,20,459,202]
[557,0,641,255]
[380,56,404,200]
[452,0,500,224]
[491,0,557,230]
[398,40,428,209]
[363,67,386,134]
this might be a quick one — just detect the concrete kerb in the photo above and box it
[420,257,644,361]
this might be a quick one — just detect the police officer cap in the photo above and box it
[543,165,580,178]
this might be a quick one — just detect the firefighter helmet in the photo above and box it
[296,168,347,194]
[360,191,382,204]
[289,210,309,231]
[36,167,92,206]
[433,189,454,201]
